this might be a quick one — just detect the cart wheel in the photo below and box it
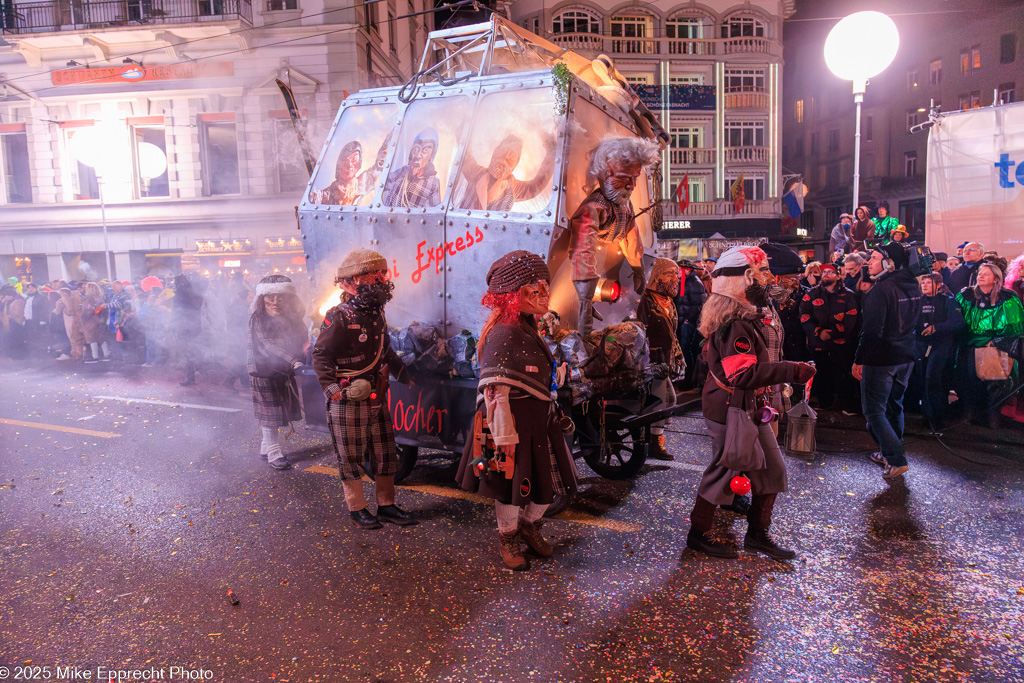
[544,491,573,517]
[364,444,419,484]
[581,424,647,479]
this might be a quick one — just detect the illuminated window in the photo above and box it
[794,99,804,123]
[929,59,942,85]
[0,128,31,204]
[611,15,654,54]
[200,118,240,196]
[907,69,919,92]
[972,45,981,69]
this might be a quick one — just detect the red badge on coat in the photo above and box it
[520,478,531,496]
[734,336,751,353]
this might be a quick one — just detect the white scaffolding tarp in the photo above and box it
[926,101,1024,256]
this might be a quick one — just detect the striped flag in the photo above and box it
[730,174,745,212]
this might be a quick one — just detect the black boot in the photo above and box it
[684,496,737,559]
[350,508,383,529]
[744,493,796,560]
[649,434,674,461]
[376,504,417,526]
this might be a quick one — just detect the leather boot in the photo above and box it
[498,531,530,571]
[684,496,737,559]
[518,519,553,557]
[745,493,796,560]
[649,434,674,461]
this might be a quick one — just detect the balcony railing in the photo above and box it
[670,147,715,165]
[3,0,252,33]
[724,90,770,109]
[549,32,781,58]
[723,146,769,164]
[662,198,779,218]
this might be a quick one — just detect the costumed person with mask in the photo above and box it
[247,275,308,471]
[382,128,441,208]
[674,259,707,391]
[759,243,808,427]
[455,251,578,571]
[568,136,661,336]
[636,258,685,461]
[828,213,855,256]
[685,246,816,560]
[455,132,557,211]
[313,249,418,529]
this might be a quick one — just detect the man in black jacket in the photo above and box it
[673,259,706,390]
[907,273,964,427]
[800,264,860,413]
[946,242,984,295]
[852,243,922,480]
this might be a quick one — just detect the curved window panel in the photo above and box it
[308,104,398,206]
[451,88,557,214]
[381,96,472,208]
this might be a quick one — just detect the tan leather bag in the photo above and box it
[975,343,1012,381]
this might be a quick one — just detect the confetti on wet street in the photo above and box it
[1,361,1022,682]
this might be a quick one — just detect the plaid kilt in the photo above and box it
[327,399,398,480]
[250,376,302,427]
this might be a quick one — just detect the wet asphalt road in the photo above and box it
[1,358,1023,683]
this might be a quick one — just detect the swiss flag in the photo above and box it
[675,175,690,213]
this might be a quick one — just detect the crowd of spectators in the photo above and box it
[0,271,313,389]
[674,230,1024,430]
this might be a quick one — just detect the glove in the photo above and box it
[793,362,816,384]
[632,266,646,295]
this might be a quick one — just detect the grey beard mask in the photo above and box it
[768,283,791,303]
[602,177,631,206]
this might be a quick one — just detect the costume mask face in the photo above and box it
[653,272,680,298]
[337,151,361,183]
[744,263,773,308]
[346,271,393,313]
[409,140,435,172]
[488,138,522,181]
[519,280,550,316]
[602,160,642,206]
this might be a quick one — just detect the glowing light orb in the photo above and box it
[824,12,899,89]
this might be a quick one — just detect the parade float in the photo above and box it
[295,16,688,484]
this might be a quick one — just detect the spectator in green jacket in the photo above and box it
[956,263,1024,427]
[873,201,900,245]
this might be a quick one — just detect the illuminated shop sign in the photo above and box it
[52,62,234,86]
[196,238,251,254]
[264,236,304,253]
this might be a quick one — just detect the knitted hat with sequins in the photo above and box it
[335,248,387,281]
[485,251,550,294]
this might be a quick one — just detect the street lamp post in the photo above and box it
[824,11,900,211]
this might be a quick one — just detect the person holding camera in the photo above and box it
[852,243,922,480]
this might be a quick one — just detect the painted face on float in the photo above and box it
[603,160,642,205]
[337,150,362,183]
[408,140,436,172]
[488,138,523,181]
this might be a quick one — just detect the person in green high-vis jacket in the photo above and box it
[956,262,1024,426]
[872,201,900,246]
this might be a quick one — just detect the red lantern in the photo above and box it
[730,475,751,496]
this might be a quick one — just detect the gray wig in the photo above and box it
[587,137,661,183]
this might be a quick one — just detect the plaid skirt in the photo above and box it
[456,397,578,507]
[250,376,302,427]
[327,399,398,481]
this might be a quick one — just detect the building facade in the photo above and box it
[0,0,430,283]
[782,2,1024,259]
[507,0,795,241]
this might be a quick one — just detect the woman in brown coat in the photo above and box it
[80,282,111,362]
[56,288,86,360]
[456,251,578,571]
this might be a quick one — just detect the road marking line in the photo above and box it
[303,465,641,533]
[656,461,707,473]
[93,395,241,413]
[0,418,121,439]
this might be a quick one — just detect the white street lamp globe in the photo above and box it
[824,11,899,89]
[69,127,106,170]
[137,142,168,179]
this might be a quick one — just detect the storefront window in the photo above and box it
[450,89,557,215]
[308,103,398,206]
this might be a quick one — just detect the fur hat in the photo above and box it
[255,274,297,298]
[335,248,387,281]
[648,258,679,285]
[486,251,549,294]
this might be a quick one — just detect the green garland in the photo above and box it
[552,63,571,116]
